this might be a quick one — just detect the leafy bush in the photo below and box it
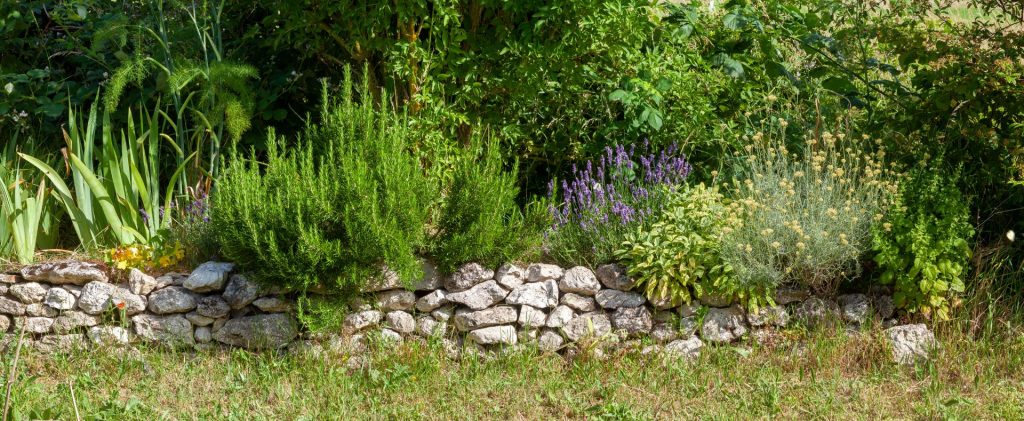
[721,119,899,299]
[0,140,59,264]
[615,184,735,307]
[210,70,437,292]
[545,143,691,267]
[430,136,547,274]
[872,167,974,320]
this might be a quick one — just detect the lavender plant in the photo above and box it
[545,143,691,266]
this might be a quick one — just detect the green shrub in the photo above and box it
[871,167,973,320]
[615,184,735,307]
[721,119,899,300]
[210,69,436,293]
[430,136,547,274]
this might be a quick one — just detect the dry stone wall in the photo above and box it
[1,261,297,353]
[1,260,936,364]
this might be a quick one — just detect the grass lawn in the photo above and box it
[3,322,1023,420]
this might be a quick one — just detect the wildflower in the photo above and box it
[883,222,892,232]
[766,94,778,102]
[771,241,781,249]
[1007,230,1015,242]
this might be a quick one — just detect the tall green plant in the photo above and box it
[20,100,191,250]
[0,140,59,263]
[210,67,437,292]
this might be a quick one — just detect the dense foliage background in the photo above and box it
[2,0,1022,322]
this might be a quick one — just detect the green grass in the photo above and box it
[3,322,1023,420]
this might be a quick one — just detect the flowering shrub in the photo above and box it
[545,143,691,266]
[106,242,184,271]
[872,167,973,320]
[615,184,735,307]
[721,126,899,299]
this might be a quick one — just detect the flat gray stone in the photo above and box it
[252,297,291,313]
[795,297,841,328]
[15,316,54,334]
[33,334,86,353]
[665,336,704,358]
[51,311,100,334]
[128,268,159,295]
[839,294,870,324]
[538,329,564,352]
[415,316,446,337]
[701,306,748,344]
[196,296,231,318]
[78,281,146,315]
[183,261,235,292]
[415,289,449,312]
[343,310,383,334]
[453,306,518,331]
[222,274,260,309]
[886,324,938,364]
[385,311,416,334]
[562,312,612,342]
[0,297,25,316]
[132,314,194,346]
[213,313,298,349]
[468,325,517,345]
[87,326,130,346]
[413,261,444,291]
[186,311,214,326]
[9,282,48,303]
[518,305,548,328]
[545,305,575,328]
[494,264,526,290]
[44,287,76,310]
[195,326,213,343]
[20,261,107,285]
[377,289,416,312]
[611,306,653,336]
[595,289,646,309]
[526,263,563,283]
[26,303,57,317]
[560,293,597,312]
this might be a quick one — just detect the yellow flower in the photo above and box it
[771,241,781,249]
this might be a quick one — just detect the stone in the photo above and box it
[886,324,938,364]
[595,263,634,291]
[26,303,57,317]
[147,286,197,314]
[183,261,234,292]
[505,280,558,309]
[196,296,231,318]
[153,275,179,290]
[494,264,526,290]
[212,317,228,333]
[194,326,213,343]
[545,305,575,328]
[446,280,508,310]
[665,337,704,359]
[595,289,646,309]
[376,290,417,312]
[431,305,455,322]
[538,329,564,352]
[20,260,107,285]
[380,328,403,343]
[746,306,790,327]
[222,274,260,309]
[51,311,100,334]
[518,329,538,343]
[33,334,86,353]
[213,313,298,349]
[44,287,76,310]
[385,311,416,334]
[186,311,215,327]
[0,297,25,316]
[128,268,159,295]
[9,282,48,303]
[561,293,597,312]
[794,297,841,328]
[611,306,653,336]
[649,294,681,310]
[454,306,518,331]
[343,310,383,334]
[0,284,5,295]
[873,295,895,319]
[252,297,291,313]
[838,294,871,324]
[0,274,16,284]
[444,263,494,292]
[558,266,601,295]
[698,292,734,308]
[132,314,195,345]
[413,261,444,291]
[15,316,53,334]
[87,326,130,346]
[701,306,748,344]
[468,325,517,345]
[78,281,146,315]
[774,286,811,305]
[0,315,8,332]
[415,290,449,312]
[526,263,563,283]
[518,305,548,328]
[562,312,612,342]
[416,316,445,337]
[650,323,678,343]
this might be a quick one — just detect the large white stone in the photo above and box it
[385,311,416,334]
[446,280,508,310]
[594,289,646,309]
[44,287,76,310]
[611,306,653,336]
[444,263,494,292]
[128,268,159,295]
[9,282,48,303]
[505,280,558,309]
[595,263,634,291]
[183,261,235,292]
[51,311,100,334]
[494,264,526,290]
[222,274,260,309]
[415,289,449,312]
[147,286,197,314]
[526,263,563,283]
[665,336,704,359]
[87,326,130,346]
[560,293,597,312]
[132,314,194,345]
[15,316,54,334]
[376,289,417,312]
[343,310,383,334]
[518,305,548,328]
[213,313,298,349]
[545,305,575,328]
[453,306,517,331]
[559,266,601,295]
[886,324,938,364]
[538,329,564,352]
[562,312,612,342]
[468,325,517,345]
[78,281,146,315]
[0,297,25,316]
